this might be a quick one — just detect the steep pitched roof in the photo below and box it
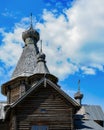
[11,26,50,79]
[12,43,38,79]
[11,24,40,79]
[34,62,50,74]
[34,46,50,74]
[10,78,80,108]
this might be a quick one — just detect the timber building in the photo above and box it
[0,19,104,130]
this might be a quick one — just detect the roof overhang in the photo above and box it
[1,73,58,96]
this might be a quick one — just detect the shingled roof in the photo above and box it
[12,25,50,79]
[75,105,104,130]
[12,43,38,79]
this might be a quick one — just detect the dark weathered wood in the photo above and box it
[0,120,8,130]
[13,84,75,130]
[9,85,20,103]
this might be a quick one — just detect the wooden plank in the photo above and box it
[13,84,75,130]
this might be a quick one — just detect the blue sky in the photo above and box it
[0,0,104,110]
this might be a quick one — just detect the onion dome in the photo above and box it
[22,13,40,43]
[37,40,46,63]
[22,26,40,43]
[74,80,83,105]
[74,91,83,100]
[11,14,40,79]
[34,40,50,74]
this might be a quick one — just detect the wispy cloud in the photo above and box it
[1,8,17,19]
[43,0,71,10]
[0,28,23,66]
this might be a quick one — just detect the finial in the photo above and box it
[22,13,40,43]
[78,79,80,92]
[30,13,33,28]
[74,79,83,105]
[40,40,42,53]
[37,39,46,61]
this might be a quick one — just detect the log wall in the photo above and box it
[14,84,75,130]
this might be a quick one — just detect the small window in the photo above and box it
[40,108,46,113]
[31,125,48,130]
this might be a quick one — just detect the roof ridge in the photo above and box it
[46,79,80,107]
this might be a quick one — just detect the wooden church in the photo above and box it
[0,18,104,130]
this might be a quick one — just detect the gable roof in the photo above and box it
[10,77,80,109]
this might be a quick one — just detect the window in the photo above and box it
[31,125,48,130]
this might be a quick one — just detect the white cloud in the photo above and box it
[81,66,96,75]
[1,0,104,80]
[36,0,104,79]
[0,28,23,66]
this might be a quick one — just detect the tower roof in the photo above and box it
[74,80,83,105]
[12,16,50,79]
[34,40,50,74]
[11,43,39,79]
[74,91,83,100]
[22,26,39,43]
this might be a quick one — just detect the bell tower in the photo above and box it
[1,14,57,105]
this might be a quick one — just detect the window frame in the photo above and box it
[31,125,48,130]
